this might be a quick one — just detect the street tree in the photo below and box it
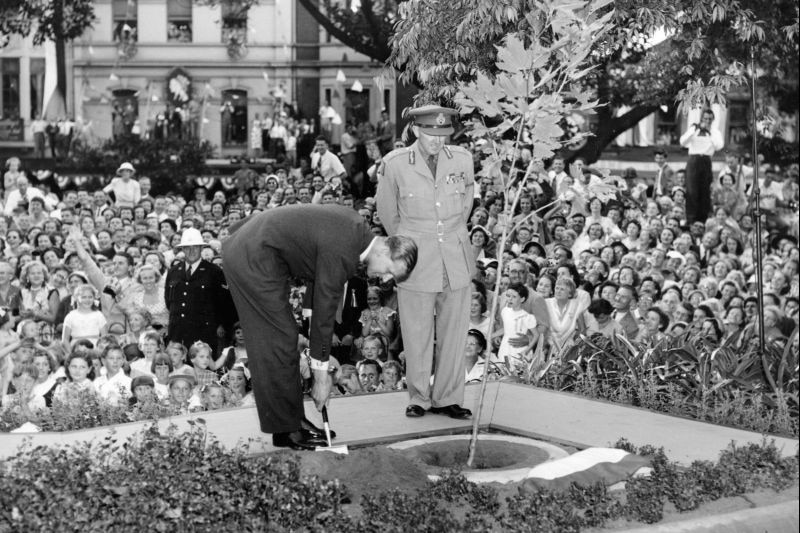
[0,0,96,115]
[390,0,799,163]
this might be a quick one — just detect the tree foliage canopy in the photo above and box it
[0,0,96,45]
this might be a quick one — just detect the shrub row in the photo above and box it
[0,423,796,532]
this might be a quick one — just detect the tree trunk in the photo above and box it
[566,104,661,164]
[54,0,68,115]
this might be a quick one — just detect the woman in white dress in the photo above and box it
[545,278,587,357]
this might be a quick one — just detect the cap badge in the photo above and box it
[435,113,446,126]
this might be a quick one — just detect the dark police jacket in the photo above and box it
[164,259,233,348]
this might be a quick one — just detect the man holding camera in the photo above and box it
[680,109,724,223]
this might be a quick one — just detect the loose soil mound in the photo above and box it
[406,439,552,469]
[291,447,430,498]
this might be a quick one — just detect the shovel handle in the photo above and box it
[321,405,329,424]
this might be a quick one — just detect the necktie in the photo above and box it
[186,264,192,277]
[426,155,437,176]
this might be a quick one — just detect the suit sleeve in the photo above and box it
[164,268,174,311]
[376,157,400,236]
[309,254,349,363]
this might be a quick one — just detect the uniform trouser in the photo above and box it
[685,154,712,224]
[398,279,471,409]
[223,246,302,434]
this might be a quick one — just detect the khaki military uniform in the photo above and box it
[377,140,475,409]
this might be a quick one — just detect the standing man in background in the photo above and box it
[377,105,475,420]
[680,109,724,223]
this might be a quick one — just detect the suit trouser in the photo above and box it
[685,154,712,224]
[398,279,471,409]
[223,246,302,434]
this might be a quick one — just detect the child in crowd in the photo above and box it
[360,334,387,364]
[188,341,217,388]
[166,341,193,375]
[1,362,45,419]
[223,363,254,406]
[379,360,404,391]
[200,382,228,411]
[151,353,173,400]
[494,283,538,374]
[334,364,362,395]
[167,373,197,414]
[93,344,131,405]
[62,284,107,346]
[215,322,247,373]
[128,375,157,410]
[130,331,162,378]
[53,352,96,404]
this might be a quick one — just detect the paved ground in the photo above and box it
[1,383,795,464]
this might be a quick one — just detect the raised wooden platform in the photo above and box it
[0,383,796,464]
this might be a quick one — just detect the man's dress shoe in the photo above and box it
[301,416,336,440]
[429,405,472,419]
[405,405,426,417]
[272,429,327,451]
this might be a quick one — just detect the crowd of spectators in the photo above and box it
[0,125,798,429]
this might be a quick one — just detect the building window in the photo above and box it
[221,89,247,146]
[113,0,138,42]
[655,104,679,146]
[111,89,139,139]
[0,58,22,142]
[727,100,750,147]
[221,2,248,44]
[168,0,193,42]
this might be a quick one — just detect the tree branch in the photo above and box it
[296,0,390,61]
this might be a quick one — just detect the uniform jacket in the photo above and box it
[165,259,233,348]
[376,141,475,292]
[223,205,374,362]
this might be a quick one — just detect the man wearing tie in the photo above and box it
[680,109,724,223]
[310,136,347,183]
[651,148,674,198]
[165,228,233,352]
[377,105,475,420]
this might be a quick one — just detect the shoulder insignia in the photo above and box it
[408,149,415,165]
[443,145,453,159]
[377,161,385,180]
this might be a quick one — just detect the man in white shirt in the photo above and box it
[4,176,45,216]
[679,109,724,223]
[310,136,347,183]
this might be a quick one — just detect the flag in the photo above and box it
[336,70,347,83]
[521,448,652,492]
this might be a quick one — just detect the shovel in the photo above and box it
[315,406,349,455]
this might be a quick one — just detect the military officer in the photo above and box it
[376,105,475,419]
[165,228,234,353]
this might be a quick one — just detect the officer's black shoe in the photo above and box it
[301,416,336,440]
[272,430,327,451]
[405,405,426,417]
[429,405,472,419]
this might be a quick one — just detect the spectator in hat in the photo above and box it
[104,162,141,208]
[377,104,474,421]
[165,227,234,353]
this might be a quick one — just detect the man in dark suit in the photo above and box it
[165,228,233,352]
[222,205,417,450]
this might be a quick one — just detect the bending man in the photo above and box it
[222,205,417,450]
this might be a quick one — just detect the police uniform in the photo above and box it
[376,105,475,415]
[165,258,233,352]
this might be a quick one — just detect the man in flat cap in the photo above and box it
[377,105,475,419]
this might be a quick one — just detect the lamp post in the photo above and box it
[749,47,766,353]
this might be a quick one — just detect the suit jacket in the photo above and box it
[223,205,374,362]
[376,141,475,292]
[165,258,233,349]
